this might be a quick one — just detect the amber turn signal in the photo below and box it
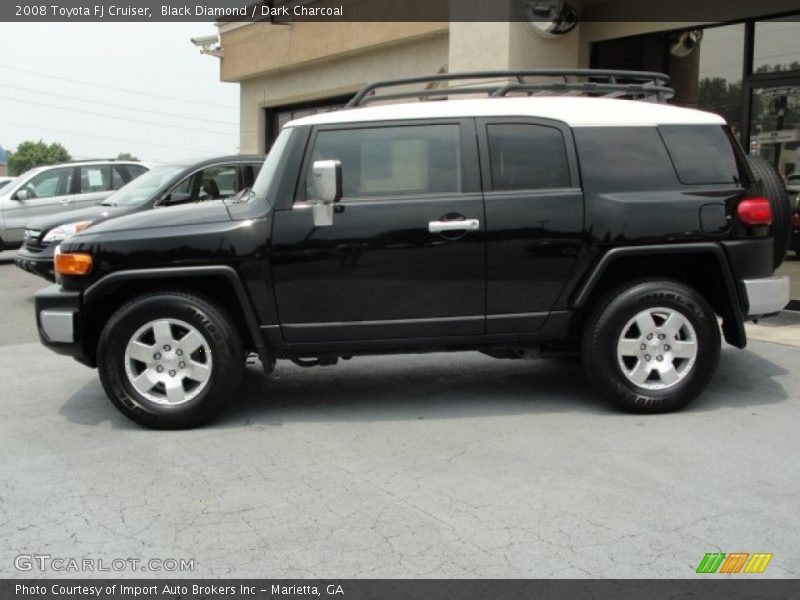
[55,253,93,276]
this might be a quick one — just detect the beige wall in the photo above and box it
[220,19,447,83]
[237,34,449,153]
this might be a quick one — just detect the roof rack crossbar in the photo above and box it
[346,69,673,107]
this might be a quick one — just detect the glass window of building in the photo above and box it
[754,18,800,74]
[670,24,745,133]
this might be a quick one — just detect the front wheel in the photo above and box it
[97,291,244,428]
[581,280,720,413]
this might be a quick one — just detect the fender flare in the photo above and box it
[83,265,268,358]
[571,243,746,348]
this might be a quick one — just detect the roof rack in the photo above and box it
[346,69,674,108]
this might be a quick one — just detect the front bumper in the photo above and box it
[34,285,92,366]
[743,275,790,317]
[15,246,56,281]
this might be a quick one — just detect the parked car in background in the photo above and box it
[0,176,14,191]
[16,155,264,280]
[0,160,147,250]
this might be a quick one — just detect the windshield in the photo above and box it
[251,128,293,202]
[0,179,13,191]
[101,165,184,206]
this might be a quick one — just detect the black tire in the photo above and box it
[97,291,245,429]
[747,155,790,269]
[581,279,720,413]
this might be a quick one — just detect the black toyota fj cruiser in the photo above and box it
[34,71,791,428]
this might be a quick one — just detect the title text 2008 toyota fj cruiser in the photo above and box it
[34,71,791,428]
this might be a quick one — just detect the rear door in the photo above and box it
[271,119,486,342]
[477,118,583,333]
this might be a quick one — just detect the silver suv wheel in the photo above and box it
[616,306,698,391]
[123,318,213,405]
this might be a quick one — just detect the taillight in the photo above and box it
[792,213,800,228]
[737,197,772,226]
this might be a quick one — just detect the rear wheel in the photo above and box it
[748,155,790,269]
[97,291,244,428]
[582,280,720,413]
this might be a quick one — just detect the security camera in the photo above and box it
[191,34,219,46]
[520,0,580,38]
[191,34,223,57]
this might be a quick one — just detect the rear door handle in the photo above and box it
[428,219,480,233]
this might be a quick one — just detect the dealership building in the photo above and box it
[209,0,799,180]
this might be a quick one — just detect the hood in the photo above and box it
[72,200,232,237]
[25,204,129,232]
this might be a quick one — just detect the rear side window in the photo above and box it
[305,124,461,199]
[573,127,678,192]
[79,165,111,193]
[487,124,571,190]
[659,125,742,185]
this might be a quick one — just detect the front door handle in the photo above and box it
[428,219,480,234]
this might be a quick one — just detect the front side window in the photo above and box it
[21,168,73,199]
[487,123,571,191]
[166,174,194,204]
[305,124,462,199]
[197,165,238,201]
[241,163,263,189]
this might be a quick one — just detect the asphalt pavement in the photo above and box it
[1,250,798,579]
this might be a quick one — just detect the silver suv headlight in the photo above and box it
[42,221,92,243]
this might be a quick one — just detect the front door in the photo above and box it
[271,120,486,343]
[3,166,75,244]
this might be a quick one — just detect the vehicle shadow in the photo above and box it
[58,347,790,430]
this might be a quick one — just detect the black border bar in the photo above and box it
[4,0,800,23]
[4,579,800,600]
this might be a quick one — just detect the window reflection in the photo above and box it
[754,18,800,74]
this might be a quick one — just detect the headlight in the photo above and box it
[42,221,92,243]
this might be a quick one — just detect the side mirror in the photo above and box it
[311,160,342,228]
[14,189,29,201]
[160,191,192,206]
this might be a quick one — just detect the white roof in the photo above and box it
[287,97,726,128]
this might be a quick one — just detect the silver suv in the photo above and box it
[0,160,148,249]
